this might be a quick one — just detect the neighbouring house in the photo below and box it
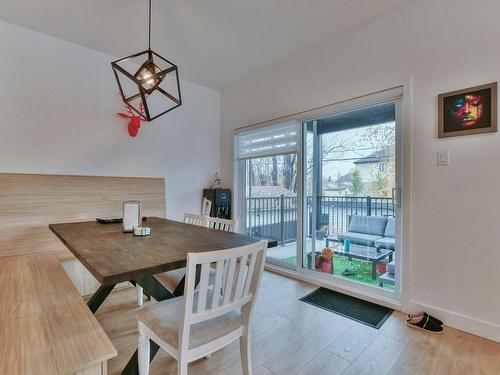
[352,152,394,196]
[323,153,393,197]
[323,174,352,196]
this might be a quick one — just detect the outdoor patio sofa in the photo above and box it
[374,217,395,250]
[336,215,395,250]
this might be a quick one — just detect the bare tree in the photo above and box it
[271,157,278,185]
[283,154,297,191]
[248,155,297,192]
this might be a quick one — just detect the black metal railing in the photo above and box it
[245,194,395,245]
[246,195,297,245]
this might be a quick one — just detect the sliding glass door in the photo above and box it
[302,101,401,293]
[236,122,299,270]
[235,90,403,298]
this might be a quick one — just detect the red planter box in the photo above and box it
[377,262,387,274]
[307,252,334,274]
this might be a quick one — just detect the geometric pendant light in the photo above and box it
[111,0,182,121]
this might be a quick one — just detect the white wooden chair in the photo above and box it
[184,213,209,227]
[136,213,209,306]
[201,198,212,217]
[206,217,237,233]
[149,216,237,298]
[137,240,267,375]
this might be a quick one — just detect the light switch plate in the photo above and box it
[437,150,449,166]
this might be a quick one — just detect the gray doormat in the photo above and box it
[300,287,393,329]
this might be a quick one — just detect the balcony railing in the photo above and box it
[245,195,395,245]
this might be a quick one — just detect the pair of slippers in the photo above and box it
[406,312,444,334]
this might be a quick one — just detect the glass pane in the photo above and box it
[244,154,297,267]
[303,103,397,291]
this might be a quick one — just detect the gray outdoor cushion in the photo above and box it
[384,217,395,238]
[387,260,395,275]
[374,236,395,250]
[337,232,383,247]
[348,215,388,236]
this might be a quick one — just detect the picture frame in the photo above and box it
[438,82,497,138]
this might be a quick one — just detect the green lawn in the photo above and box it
[281,255,394,291]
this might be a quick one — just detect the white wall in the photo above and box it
[221,0,500,341]
[0,20,220,221]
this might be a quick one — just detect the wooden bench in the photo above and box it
[0,253,117,374]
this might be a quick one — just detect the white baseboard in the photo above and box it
[409,299,500,343]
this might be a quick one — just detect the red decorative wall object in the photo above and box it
[117,102,145,137]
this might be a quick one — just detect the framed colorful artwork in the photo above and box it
[438,82,497,138]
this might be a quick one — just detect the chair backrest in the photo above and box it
[179,241,267,348]
[348,215,388,236]
[384,217,395,238]
[201,198,212,217]
[206,217,237,233]
[184,213,209,227]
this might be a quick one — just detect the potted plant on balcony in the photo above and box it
[308,247,334,274]
[320,247,334,274]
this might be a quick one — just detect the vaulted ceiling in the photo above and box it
[0,0,418,90]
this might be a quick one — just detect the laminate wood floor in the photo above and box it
[95,271,500,375]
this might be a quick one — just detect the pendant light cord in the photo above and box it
[148,0,152,51]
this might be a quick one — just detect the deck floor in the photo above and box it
[95,271,500,375]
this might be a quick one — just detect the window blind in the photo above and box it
[236,121,299,160]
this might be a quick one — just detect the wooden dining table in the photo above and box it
[49,216,276,375]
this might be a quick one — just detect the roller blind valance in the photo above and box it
[236,121,299,160]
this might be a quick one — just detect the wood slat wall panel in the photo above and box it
[0,173,166,258]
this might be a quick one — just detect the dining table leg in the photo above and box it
[135,275,176,301]
[121,340,160,375]
[172,265,201,297]
[372,262,378,280]
[87,284,116,314]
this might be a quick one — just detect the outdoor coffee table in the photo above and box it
[331,243,393,279]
